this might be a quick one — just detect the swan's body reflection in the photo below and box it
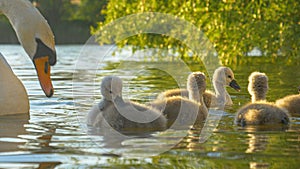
[0,114,61,167]
[0,114,29,152]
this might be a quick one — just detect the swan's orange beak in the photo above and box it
[33,56,54,97]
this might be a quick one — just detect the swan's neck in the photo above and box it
[0,0,55,59]
[188,84,208,112]
[0,0,35,30]
[251,93,266,102]
[0,0,35,58]
[0,1,17,18]
[0,54,29,115]
[188,86,200,102]
[198,95,205,106]
[214,81,227,106]
[0,1,12,14]
[190,89,205,105]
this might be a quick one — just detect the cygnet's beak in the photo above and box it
[229,79,241,92]
[33,56,54,97]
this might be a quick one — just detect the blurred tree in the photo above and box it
[31,0,73,25]
[33,0,108,43]
[71,0,107,27]
[92,0,300,63]
[32,0,107,24]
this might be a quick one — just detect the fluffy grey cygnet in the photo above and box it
[275,85,300,116]
[157,66,240,109]
[150,72,208,128]
[235,72,290,126]
[87,76,167,133]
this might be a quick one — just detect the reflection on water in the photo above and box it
[0,114,29,152]
[0,45,299,168]
[246,134,268,153]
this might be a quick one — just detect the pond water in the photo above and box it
[0,44,299,168]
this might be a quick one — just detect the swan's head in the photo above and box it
[213,66,241,91]
[1,0,56,97]
[31,38,56,97]
[101,76,123,101]
[248,72,268,101]
[187,72,206,94]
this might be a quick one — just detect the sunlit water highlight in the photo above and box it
[0,45,299,168]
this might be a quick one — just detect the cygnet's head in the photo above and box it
[248,72,268,101]
[213,66,241,91]
[101,76,123,101]
[187,72,206,94]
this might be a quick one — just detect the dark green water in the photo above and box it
[0,45,299,168]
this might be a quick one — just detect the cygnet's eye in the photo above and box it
[109,90,113,94]
[227,75,232,79]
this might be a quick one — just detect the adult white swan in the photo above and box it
[0,0,56,115]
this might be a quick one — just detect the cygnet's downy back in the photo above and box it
[276,85,300,116]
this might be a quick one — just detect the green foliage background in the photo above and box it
[93,0,300,63]
[1,0,299,63]
[33,0,108,43]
